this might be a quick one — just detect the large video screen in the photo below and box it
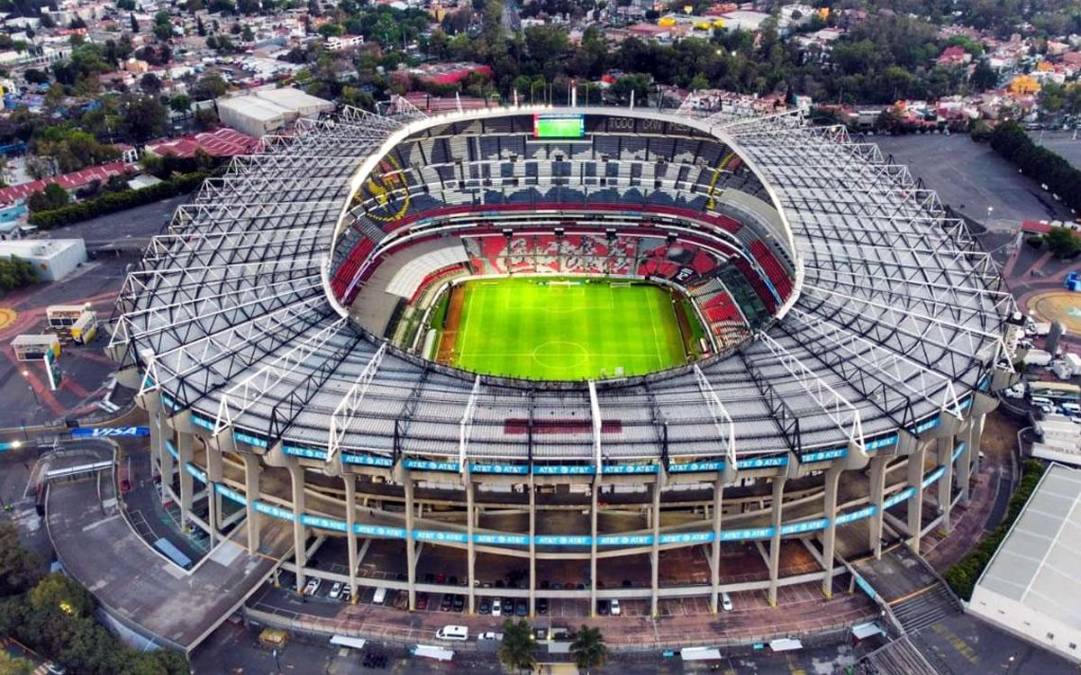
[533,114,585,139]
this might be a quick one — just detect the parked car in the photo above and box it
[453,595,466,612]
[328,582,343,600]
[492,598,502,616]
[610,599,621,616]
[537,598,549,615]
[721,592,734,612]
[598,600,610,615]
[479,598,491,614]
[515,599,528,616]
[303,578,320,596]
[440,595,453,611]
[478,631,503,641]
[416,593,429,610]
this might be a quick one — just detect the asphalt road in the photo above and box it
[872,133,1075,230]
[46,194,189,251]
[1034,129,1081,170]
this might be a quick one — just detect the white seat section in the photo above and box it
[385,242,469,298]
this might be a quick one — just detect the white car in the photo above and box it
[610,599,621,616]
[492,598,502,616]
[303,578,321,596]
[721,592,734,611]
[478,631,503,641]
[328,582,344,600]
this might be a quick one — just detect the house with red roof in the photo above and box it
[937,45,972,68]
[0,161,133,207]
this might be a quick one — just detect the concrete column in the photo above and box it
[145,396,164,479]
[650,478,661,617]
[868,454,888,559]
[465,471,476,614]
[242,452,261,553]
[205,447,223,548]
[177,431,194,531]
[820,466,842,598]
[528,475,536,616]
[937,436,954,533]
[906,444,927,555]
[589,477,599,618]
[710,476,723,613]
[149,399,173,505]
[345,473,358,601]
[287,460,307,592]
[958,419,976,504]
[767,476,785,607]
[405,476,417,611]
[970,413,986,476]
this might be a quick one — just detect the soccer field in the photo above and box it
[441,277,688,381]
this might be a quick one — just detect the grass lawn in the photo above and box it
[445,276,688,381]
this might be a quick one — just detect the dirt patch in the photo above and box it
[435,284,464,365]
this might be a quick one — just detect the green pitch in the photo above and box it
[445,277,688,381]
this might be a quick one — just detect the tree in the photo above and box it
[0,651,33,675]
[24,68,48,84]
[571,625,608,673]
[196,14,206,36]
[119,93,168,141]
[129,11,138,33]
[498,619,536,672]
[191,71,228,100]
[28,183,70,212]
[139,72,162,94]
[1045,227,1081,258]
[168,93,191,114]
[970,60,997,91]
[0,521,41,596]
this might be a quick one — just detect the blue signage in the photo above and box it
[71,426,150,438]
[284,445,328,460]
[236,431,269,448]
[668,460,725,473]
[800,448,847,463]
[865,435,898,452]
[343,452,394,467]
[191,414,215,431]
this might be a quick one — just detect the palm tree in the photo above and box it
[499,618,536,673]
[571,625,608,673]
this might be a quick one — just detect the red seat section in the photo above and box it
[331,237,376,304]
[749,240,793,301]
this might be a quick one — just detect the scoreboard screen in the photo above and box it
[533,114,585,139]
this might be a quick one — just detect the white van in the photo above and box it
[1061,402,1081,416]
[435,625,469,641]
[372,587,387,605]
[1030,396,1054,408]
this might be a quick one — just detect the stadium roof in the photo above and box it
[108,101,1013,466]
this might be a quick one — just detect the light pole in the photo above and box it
[986,205,993,224]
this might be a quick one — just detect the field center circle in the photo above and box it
[532,341,589,369]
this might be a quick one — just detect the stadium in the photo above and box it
[109,101,1018,621]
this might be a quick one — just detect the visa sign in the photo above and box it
[71,426,150,438]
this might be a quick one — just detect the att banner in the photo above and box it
[71,427,150,438]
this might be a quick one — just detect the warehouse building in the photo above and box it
[0,238,86,281]
[969,463,1081,664]
[216,87,335,138]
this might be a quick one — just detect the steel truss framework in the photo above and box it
[111,104,1013,464]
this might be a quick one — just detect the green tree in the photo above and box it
[570,625,608,673]
[1045,227,1081,258]
[0,651,34,675]
[119,93,168,141]
[498,619,536,672]
[28,183,71,212]
[0,521,41,596]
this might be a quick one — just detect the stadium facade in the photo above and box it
[109,101,1019,618]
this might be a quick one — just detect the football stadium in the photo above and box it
[109,101,1020,625]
